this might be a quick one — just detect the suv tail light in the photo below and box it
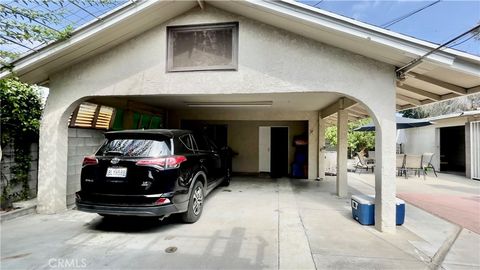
[136,156,187,170]
[82,156,98,166]
[154,198,171,205]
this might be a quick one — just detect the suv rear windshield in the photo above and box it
[97,139,172,157]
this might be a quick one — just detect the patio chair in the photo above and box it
[422,152,437,177]
[404,154,425,179]
[396,154,405,177]
[368,151,375,160]
[354,152,375,173]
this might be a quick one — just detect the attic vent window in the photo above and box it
[167,22,238,72]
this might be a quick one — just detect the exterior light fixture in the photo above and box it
[185,101,273,108]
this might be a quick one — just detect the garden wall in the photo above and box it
[0,142,39,201]
[67,128,105,206]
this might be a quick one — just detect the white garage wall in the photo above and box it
[38,4,397,215]
[42,4,395,187]
[403,117,470,172]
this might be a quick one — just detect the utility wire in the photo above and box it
[70,1,101,21]
[448,32,479,48]
[0,3,62,33]
[396,23,480,78]
[0,35,37,52]
[313,0,324,7]
[382,0,441,28]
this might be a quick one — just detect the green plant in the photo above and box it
[1,0,113,207]
[0,0,115,67]
[325,118,375,157]
[1,171,16,209]
[0,77,42,207]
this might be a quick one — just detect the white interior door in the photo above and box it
[259,126,271,172]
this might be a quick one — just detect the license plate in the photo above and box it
[106,167,127,178]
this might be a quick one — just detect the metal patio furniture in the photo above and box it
[404,154,425,179]
[354,152,375,173]
[396,154,405,177]
[422,152,437,177]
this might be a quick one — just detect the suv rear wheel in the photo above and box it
[182,181,204,223]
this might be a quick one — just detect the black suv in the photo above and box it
[76,129,231,223]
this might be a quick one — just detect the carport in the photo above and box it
[2,0,479,233]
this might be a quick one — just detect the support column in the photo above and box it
[336,109,348,197]
[374,109,397,233]
[308,115,319,180]
[318,113,326,180]
[465,122,471,179]
[37,103,70,213]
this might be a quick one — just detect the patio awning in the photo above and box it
[354,115,432,131]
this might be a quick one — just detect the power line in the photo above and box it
[0,3,62,34]
[396,23,480,79]
[449,32,479,48]
[70,1,101,21]
[313,1,325,7]
[0,35,37,53]
[382,0,441,28]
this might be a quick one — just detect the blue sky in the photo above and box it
[299,0,480,56]
[1,0,479,58]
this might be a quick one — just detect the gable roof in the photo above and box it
[1,0,479,111]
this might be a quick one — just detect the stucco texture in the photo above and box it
[38,4,397,231]
[404,117,471,174]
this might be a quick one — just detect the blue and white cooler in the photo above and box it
[351,195,405,225]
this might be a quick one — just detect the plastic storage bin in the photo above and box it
[351,195,405,225]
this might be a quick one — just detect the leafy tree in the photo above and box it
[0,0,113,68]
[401,108,429,119]
[1,77,43,207]
[0,1,115,208]
[325,118,375,157]
[401,93,480,119]
[1,77,42,147]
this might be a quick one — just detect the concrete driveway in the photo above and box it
[1,176,477,269]
[352,172,480,234]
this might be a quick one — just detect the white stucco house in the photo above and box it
[1,0,479,233]
[403,110,480,179]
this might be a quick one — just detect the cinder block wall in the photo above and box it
[0,142,39,200]
[67,128,105,206]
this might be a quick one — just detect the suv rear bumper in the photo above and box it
[75,191,188,217]
[76,201,180,217]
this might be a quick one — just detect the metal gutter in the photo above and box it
[278,0,480,63]
[395,24,480,80]
[0,0,161,80]
[424,110,480,121]
[2,0,138,68]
